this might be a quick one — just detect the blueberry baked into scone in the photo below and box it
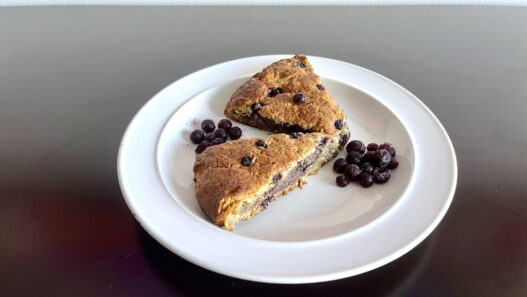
[225,55,350,148]
[193,133,339,231]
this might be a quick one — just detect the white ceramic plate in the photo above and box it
[117,55,457,283]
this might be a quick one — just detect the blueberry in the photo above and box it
[379,142,396,157]
[189,130,205,144]
[346,151,362,165]
[359,173,374,188]
[273,173,282,183]
[316,84,325,91]
[255,140,267,148]
[210,137,225,146]
[339,133,349,147]
[334,119,344,130]
[336,175,349,187]
[201,119,215,133]
[372,166,381,176]
[268,87,283,97]
[344,164,362,181]
[367,143,378,151]
[241,156,253,166]
[388,158,399,169]
[361,162,375,174]
[333,158,348,173]
[228,126,242,140]
[289,132,300,139]
[361,151,376,164]
[218,119,232,130]
[346,140,366,154]
[204,133,215,142]
[374,168,391,184]
[375,149,392,167]
[296,61,306,68]
[195,142,209,154]
[293,93,306,105]
[251,102,264,112]
[214,128,228,141]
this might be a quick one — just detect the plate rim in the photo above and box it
[117,54,457,283]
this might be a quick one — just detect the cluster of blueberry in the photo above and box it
[333,140,399,188]
[189,119,242,154]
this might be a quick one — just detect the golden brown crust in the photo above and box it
[225,55,347,135]
[193,133,328,230]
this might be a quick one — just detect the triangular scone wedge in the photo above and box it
[193,132,339,231]
[225,55,349,148]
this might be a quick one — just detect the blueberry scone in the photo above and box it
[193,132,339,231]
[224,55,349,148]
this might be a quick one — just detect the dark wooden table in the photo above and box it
[1,6,526,297]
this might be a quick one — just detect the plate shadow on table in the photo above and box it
[137,222,436,297]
